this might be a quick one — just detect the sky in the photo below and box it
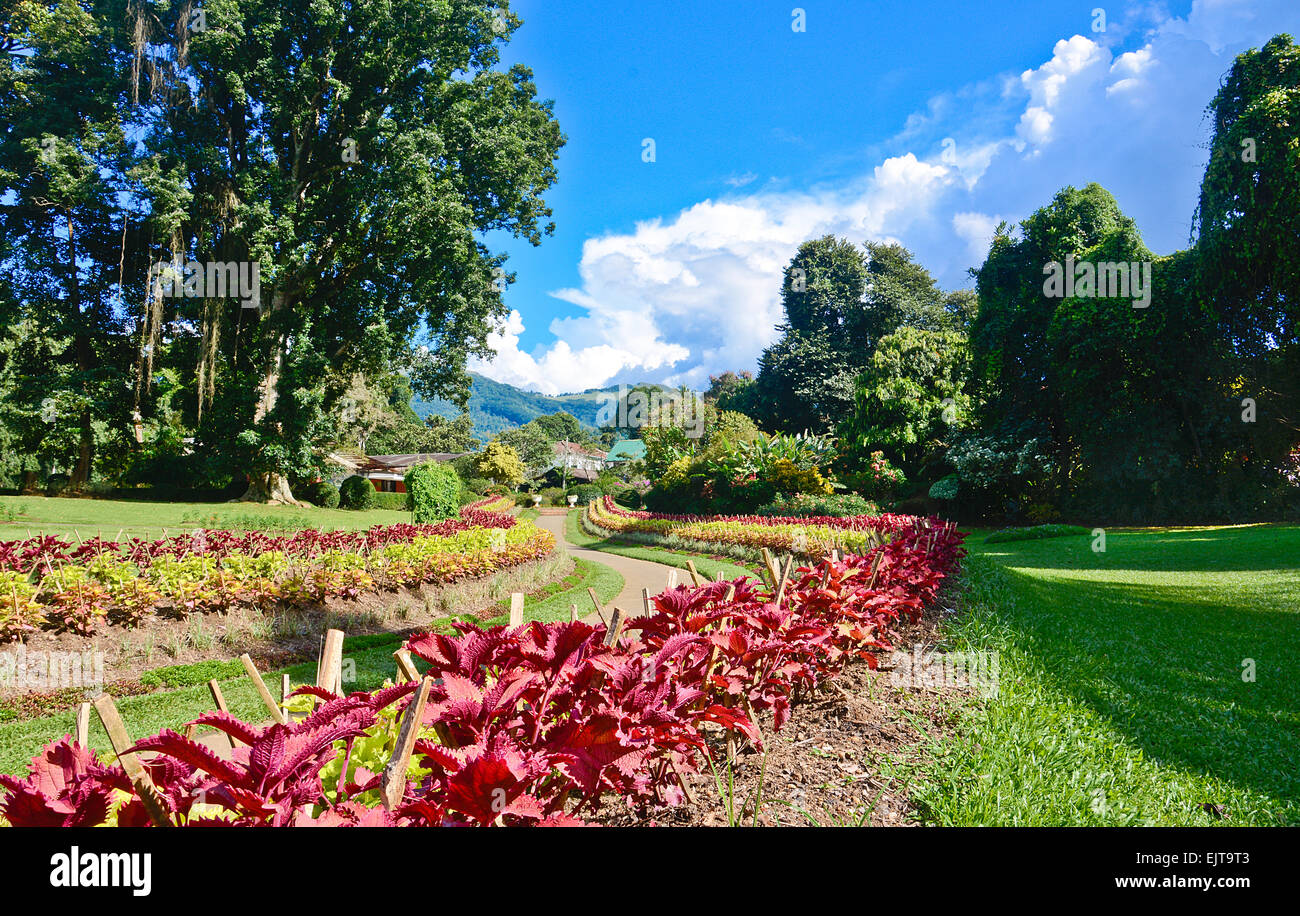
[469,0,1300,395]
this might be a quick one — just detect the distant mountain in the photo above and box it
[411,373,674,442]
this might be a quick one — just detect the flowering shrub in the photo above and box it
[1,518,966,827]
[586,495,929,560]
[0,501,546,642]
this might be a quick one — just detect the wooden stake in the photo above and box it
[75,702,90,747]
[240,654,288,726]
[641,587,652,617]
[316,629,345,697]
[760,547,780,588]
[587,587,609,625]
[685,560,702,587]
[381,676,432,811]
[603,607,626,647]
[281,674,291,720]
[774,554,794,605]
[665,568,678,590]
[867,552,884,590]
[92,695,170,827]
[393,648,419,683]
[206,680,239,752]
[509,592,525,629]
[569,602,580,623]
[723,584,736,603]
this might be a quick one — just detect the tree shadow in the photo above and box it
[994,563,1300,809]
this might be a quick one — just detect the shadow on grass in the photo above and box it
[994,564,1300,808]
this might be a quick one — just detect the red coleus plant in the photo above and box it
[1,518,965,827]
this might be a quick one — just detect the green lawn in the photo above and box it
[0,494,411,540]
[0,555,623,775]
[898,524,1300,826]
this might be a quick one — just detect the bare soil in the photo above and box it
[594,597,970,827]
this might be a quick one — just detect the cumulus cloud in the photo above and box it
[474,0,1300,395]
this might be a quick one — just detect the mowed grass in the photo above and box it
[0,494,409,540]
[903,524,1300,826]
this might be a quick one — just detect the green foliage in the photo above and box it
[568,484,603,506]
[405,462,459,523]
[299,479,340,509]
[839,326,971,484]
[338,476,376,511]
[474,441,526,487]
[44,474,71,497]
[928,474,960,501]
[984,524,1090,544]
[370,491,409,511]
[140,660,246,689]
[757,492,878,517]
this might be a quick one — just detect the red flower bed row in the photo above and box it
[0,504,516,574]
[597,495,920,533]
[0,521,965,827]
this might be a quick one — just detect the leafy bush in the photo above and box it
[370,491,409,511]
[463,477,491,496]
[405,462,460,523]
[758,492,878,518]
[984,524,1090,544]
[568,484,603,506]
[338,475,375,510]
[299,479,340,509]
[44,474,70,497]
[613,486,645,510]
[928,474,959,501]
[540,487,566,506]
[843,451,906,502]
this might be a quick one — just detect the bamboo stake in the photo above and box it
[316,629,345,697]
[75,702,90,747]
[641,587,652,617]
[393,648,419,683]
[774,554,794,605]
[665,568,678,590]
[587,587,609,626]
[509,592,525,629]
[206,680,238,753]
[867,552,884,590]
[603,607,626,647]
[569,602,580,623]
[381,677,433,811]
[240,654,288,726]
[760,547,780,588]
[92,695,170,827]
[281,674,291,720]
[685,560,702,587]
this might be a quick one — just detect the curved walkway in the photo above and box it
[535,513,682,623]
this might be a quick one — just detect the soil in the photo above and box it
[593,596,971,827]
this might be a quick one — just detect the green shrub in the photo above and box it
[463,477,491,495]
[757,492,879,518]
[45,473,71,497]
[928,474,960,501]
[984,524,1091,544]
[405,462,459,523]
[300,479,340,509]
[370,491,409,511]
[567,484,602,506]
[613,486,644,510]
[540,487,566,506]
[338,475,375,510]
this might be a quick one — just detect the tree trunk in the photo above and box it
[236,289,305,505]
[236,471,308,506]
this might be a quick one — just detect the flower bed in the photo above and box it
[0,519,966,826]
[0,501,551,642]
[584,495,933,559]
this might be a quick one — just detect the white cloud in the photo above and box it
[474,0,1300,394]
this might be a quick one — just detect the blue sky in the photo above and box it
[472,0,1300,394]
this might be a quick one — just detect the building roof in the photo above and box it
[361,453,467,471]
[553,441,606,460]
[604,439,646,462]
